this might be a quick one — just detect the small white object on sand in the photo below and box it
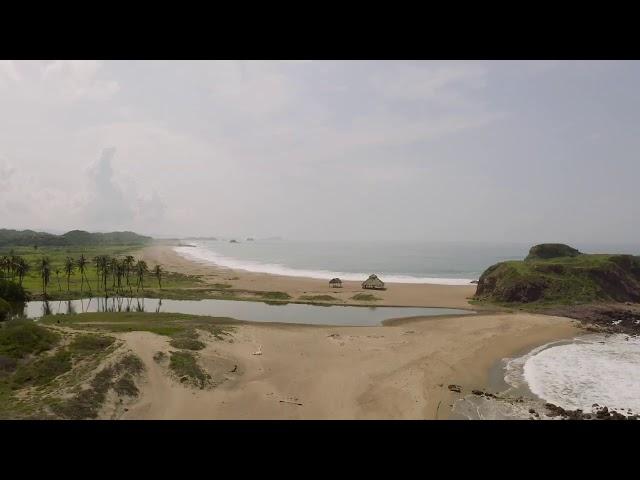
[252,345,263,356]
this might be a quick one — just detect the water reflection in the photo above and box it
[18,296,474,327]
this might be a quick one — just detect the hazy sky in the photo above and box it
[1,60,639,243]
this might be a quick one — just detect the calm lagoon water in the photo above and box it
[21,297,473,326]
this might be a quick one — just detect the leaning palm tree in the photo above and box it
[77,254,92,294]
[135,260,148,291]
[64,257,75,292]
[153,264,163,289]
[40,257,51,297]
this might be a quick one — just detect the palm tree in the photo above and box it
[109,257,119,290]
[40,257,51,297]
[135,260,148,291]
[123,255,135,286]
[8,252,18,281]
[55,268,62,291]
[77,254,91,294]
[15,257,29,285]
[153,264,163,289]
[0,255,9,280]
[64,257,75,291]
[93,255,102,291]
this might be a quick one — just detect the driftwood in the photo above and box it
[279,400,303,406]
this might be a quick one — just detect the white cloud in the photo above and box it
[0,60,119,103]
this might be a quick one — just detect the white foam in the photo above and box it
[509,334,640,412]
[173,245,475,285]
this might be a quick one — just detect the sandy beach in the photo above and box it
[138,245,478,309]
[116,312,579,419]
[93,245,581,419]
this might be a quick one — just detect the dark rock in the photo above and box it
[448,384,462,393]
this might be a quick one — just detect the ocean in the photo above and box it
[173,239,640,285]
[452,334,640,419]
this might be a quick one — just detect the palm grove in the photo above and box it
[0,251,163,298]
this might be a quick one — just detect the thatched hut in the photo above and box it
[329,278,342,288]
[362,274,385,290]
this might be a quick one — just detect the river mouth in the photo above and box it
[15,297,474,327]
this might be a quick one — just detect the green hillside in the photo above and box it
[0,229,152,247]
[474,244,640,305]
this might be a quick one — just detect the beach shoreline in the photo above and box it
[112,244,583,419]
[116,311,580,419]
[137,245,479,309]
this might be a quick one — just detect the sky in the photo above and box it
[0,60,639,243]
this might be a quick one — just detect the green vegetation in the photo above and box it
[0,279,28,302]
[257,291,292,301]
[351,293,381,302]
[299,295,340,302]
[170,337,206,350]
[0,299,10,321]
[0,229,151,247]
[525,243,582,261]
[153,351,167,363]
[475,244,640,306]
[49,353,144,419]
[169,351,211,389]
[0,245,201,301]
[40,312,236,341]
[0,320,134,419]
[0,319,60,359]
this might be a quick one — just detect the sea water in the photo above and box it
[452,334,640,419]
[174,240,531,285]
[174,239,640,285]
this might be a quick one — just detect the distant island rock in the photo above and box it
[474,243,640,304]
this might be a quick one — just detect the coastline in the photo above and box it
[137,245,478,309]
[119,311,580,419]
[114,244,583,419]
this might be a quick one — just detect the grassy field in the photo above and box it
[40,311,237,340]
[0,245,203,300]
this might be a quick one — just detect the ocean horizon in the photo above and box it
[173,239,640,285]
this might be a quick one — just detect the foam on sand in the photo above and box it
[508,334,640,412]
[173,245,475,285]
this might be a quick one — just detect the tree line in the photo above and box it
[0,252,163,297]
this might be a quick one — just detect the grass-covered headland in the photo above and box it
[474,243,640,306]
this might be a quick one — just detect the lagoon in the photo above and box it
[20,297,473,326]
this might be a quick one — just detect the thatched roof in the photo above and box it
[329,278,342,284]
[362,274,385,289]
